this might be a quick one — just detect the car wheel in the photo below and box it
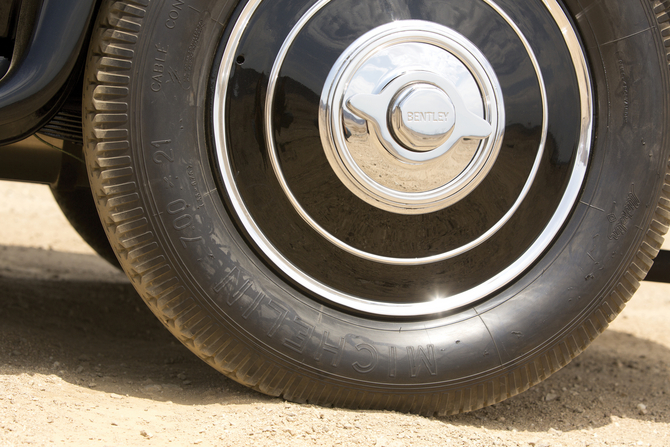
[83,0,670,414]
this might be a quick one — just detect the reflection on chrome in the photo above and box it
[317,23,505,215]
[347,74,493,158]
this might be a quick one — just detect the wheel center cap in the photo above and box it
[318,21,505,214]
[346,71,494,163]
[390,84,456,152]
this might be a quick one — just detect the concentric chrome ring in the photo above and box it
[212,0,593,316]
[268,12,537,263]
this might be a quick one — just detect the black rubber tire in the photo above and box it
[51,186,121,268]
[83,0,670,415]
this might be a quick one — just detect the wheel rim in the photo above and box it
[212,0,592,316]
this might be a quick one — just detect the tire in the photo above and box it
[83,0,670,414]
[51,186,121,268]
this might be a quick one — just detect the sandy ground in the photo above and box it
[0,179,669,447]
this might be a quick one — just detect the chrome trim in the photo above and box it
[316,24,505,215]
[212,0,593,316]
[389,84,457,152]
[347,73,493,159]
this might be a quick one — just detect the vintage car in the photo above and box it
[1,0,669,415]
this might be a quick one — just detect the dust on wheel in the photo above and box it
[84,0,670,414]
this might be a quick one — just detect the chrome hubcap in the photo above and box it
[319,22,505,214]
[389,83,458,152]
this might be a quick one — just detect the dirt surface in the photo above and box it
[0,180,669,447]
